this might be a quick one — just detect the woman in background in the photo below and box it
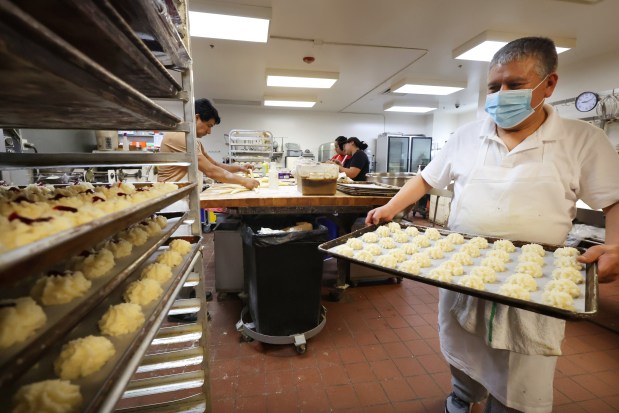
[330,136,350,165]
[339,137,369,181]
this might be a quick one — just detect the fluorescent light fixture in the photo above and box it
[266,69,339,89]
[391,79,465,95]
[264,96,317,108]
[453,31,576,62]
[188,5,270,43]
[384,103,436,113]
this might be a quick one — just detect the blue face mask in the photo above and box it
[484,76,547,129]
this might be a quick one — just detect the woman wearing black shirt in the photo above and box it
[339,137,369,181]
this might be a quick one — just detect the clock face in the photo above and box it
[575,91,599,112]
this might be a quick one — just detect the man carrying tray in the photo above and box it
[366,37,619,413]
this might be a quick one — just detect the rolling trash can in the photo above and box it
[236,216,328,354]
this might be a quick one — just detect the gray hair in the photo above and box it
[490,37,558,79]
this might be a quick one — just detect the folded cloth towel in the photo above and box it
[450,292,565,356]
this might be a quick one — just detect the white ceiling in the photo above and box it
[188,0,619,116]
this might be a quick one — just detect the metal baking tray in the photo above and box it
[336,182,400,197]
[1,236,203,413]
[0,212,188,389]
[319,224,598,321]
[0,183,196,285]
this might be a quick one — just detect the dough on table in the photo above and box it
[458,275,485,290]
[493,239,516,253]
[521,243,545,257]
[169,239,192,256]
[366,244,383,256]
[155,250,183,267]
[544,279,580,298]
[404,226,419,237]
[498,283,531,300]
[515,261,544,278]
[0,297,47,348]
[424,228,442,240]
[552,267,584,284]
[481,256,506,272]
[141,263,173,284]
[11,379,82,413]
[470,266,497,283]
[54,335,115,380]
[361,232,379,243]
[518,253,545,266]
[445,232,465,245]
[345,238,363,250]
[98,303,145,336]
[124,279,163,306]
[31,271,91,306]
[542,290,575,310]
[505,273,538,292]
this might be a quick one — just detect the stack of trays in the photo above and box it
[336,182,400,197]
[319,223,597,320]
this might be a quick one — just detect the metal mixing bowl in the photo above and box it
[366,172,416,187]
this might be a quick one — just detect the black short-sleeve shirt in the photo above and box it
[347,150,369,181]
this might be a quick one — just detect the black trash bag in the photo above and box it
[242,217,328,336]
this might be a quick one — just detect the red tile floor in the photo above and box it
[203,231,619,413]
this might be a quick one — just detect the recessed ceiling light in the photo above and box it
[264,96,317,108]
[384,103,436,113]
[266,70,339,89]
[188,11,270,43]
[391,79,465,95]
[453,31,576,62]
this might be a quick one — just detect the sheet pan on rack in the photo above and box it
[318,224,597,321]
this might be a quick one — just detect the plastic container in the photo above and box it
[242,216,328,336]
[268,162,278,189]
[296,163,338,195]
[95,130,118,151]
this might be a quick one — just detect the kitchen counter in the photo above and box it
[200,183,393,300]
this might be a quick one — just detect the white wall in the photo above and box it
[206,106,432,165]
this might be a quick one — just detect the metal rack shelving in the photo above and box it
[228,129,274,165]
[0,0,210,411]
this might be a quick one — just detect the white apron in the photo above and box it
[440,133,570,413]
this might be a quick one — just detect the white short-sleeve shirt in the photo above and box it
[421,104,619,222]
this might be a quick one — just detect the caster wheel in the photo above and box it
[328,290,342,302]
[240,334,254,343]
[295,344,307,354]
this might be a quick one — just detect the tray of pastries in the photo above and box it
[319,223,597,320]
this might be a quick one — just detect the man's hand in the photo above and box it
[239,164,254,173]
[242,178,260,190]
[365,205,397,225]
[578,244,619,283]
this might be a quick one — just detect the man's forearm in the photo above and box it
[604,202,619,244]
